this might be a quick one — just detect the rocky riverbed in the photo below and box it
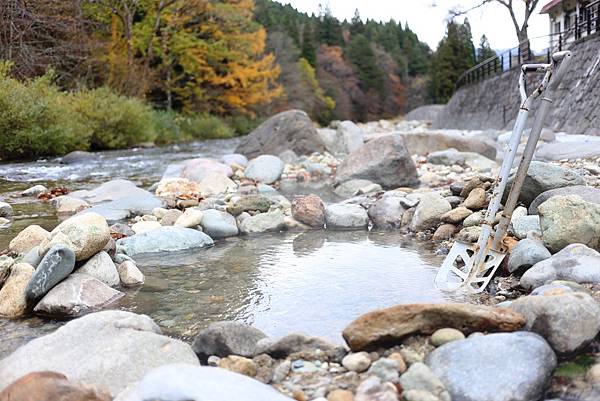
[1,109,600,400]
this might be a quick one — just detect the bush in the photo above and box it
[179,113,234,140]
[225,115,263,135]
[153,110,190,145]
[0,63,89,160]
[71,87,157,150]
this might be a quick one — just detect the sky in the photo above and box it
[273,0,552,52]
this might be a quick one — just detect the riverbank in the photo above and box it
[1,110,600,400]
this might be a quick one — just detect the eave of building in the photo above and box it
[540,0,563,14]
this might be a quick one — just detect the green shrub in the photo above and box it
[224,115,263,135]
[179,113,234,140]
[71,87,157,150]
[153,110,190,145]
[0,63,89,160]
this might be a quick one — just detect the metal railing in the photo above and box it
[455,0,599,89]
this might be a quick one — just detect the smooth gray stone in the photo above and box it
[255,333,337,358]
[427,148,465,166]
[325,203,369,230]
[21,246,42,268]
[426,332,556,401]
[507,238,551,274]
[368,197,405,229]
[529,185,600,215]
[244,155,285,184]
[221,153,248,167]
[508,215,541,239]
[70,179,153,204]
[116,227,213,258]
[25,245,75,305]
[192,321,268,361]
[81,196,163,224]
[60,150,96,164]
[200,209,239,238]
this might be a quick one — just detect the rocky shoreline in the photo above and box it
[1,109,600,400]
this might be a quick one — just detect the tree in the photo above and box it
[349,8,363,36]
[300,22,317,66]
[477,34,496,62]
[317,3,344,46]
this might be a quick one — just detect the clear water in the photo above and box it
[0,140,465,358]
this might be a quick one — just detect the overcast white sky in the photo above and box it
[274,0,551,51]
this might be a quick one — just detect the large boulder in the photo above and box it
[342,303,525,351]
[70,179,153,204]
[538,195,600,252]
[426,332,556,401]
[330,121,365,155]
[116,227,213,258]
[48,213,110,261]
[509,292,600,355]
[200,209,239,238]
[400,132,496,160]
[520,243,600,290]
[529,185,600,214]
[34,273,124,317]
[235,110,325,159]
[335,134,418,188]
[8,225,50,255]
[404,105,445,122]
[25,245,76,305]
[244,155,285,184]
[60,150,96,165]
[0,263,34,318]
[505,161,585,206]
[192,321,268,361]
[410,193,452,232]
[116,364,293,401]
[325,204,369,230]
[0,311,199,395]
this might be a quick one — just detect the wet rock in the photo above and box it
[292,195,325,228]
[507,238,551,274]
[178,158,233,182]
[77,251,120,287]
[54,196,90,214]
[431,328,465,346]
[368,197,405,229]
[354,375,398,401]
[399,362,450,401]
[218,355,257,377]
[0,256,13,288]
[238,210,285,234]
[21,184,48,197]
[0,371,111,401]
[49,213,110,261]
[9,225,50,255]
[236,110,324,159]
[440,206,472,224]
[331,121,364,155]
[117,261,144,287]
[81,196,163,224]
[174,208,204,228]
[506,161,585,206]
[227,195,271,216]
[529,185,600,214]
[245,155,285,184]
[334,179,381,198]
[131,220,161,234]
[508,215,541,239]
[538,195,600,252]
[432,224,457,241]
[0,311,199,395]
[520,243,600,289]
[325,204,369,230]
[427,148,465,166]
[255,333,336,358]
[117,364,292,401]
[70,179,151,204]
[25,245,76,305]
[0,202,13,218]
[155,178,200,199]
[410,193,451,232]
[509,292,600,354]
[222,153,249,167]
[110,223,135,238]
[34,273,124,317]
[61,150,96,164]
[116,226,213,258]
[367,358,400,382]
[342,303,525,351]
[192,321,268,361]
[456,226,481,243]
[342,352,371,373]
[335,133,419,188]
[200,209,239,238]
[198,172,238,197]
[158,209,182,226]
[462,187,487,210]
[426,332,556,401]
[0,263,34,318]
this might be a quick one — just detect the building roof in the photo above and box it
[540,0,563,14]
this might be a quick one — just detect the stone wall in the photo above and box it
[433,33,600,136]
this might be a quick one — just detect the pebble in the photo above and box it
[341,352,371,373]
[431,328,465,346]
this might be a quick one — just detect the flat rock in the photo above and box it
[400,131,497,159]
[426,332,556,401]
[238,210,285,234]
[520,243,600,290]
[131,220,161,234]
[427,148,465,166]
[198,172,237,197]
[255,333,336,358]
[192,321,268,361]
[70,179,152,204]
[34,273,124,317]
[410,193,452,232]
[81,196,163,224]
[0,263,34,318]
[200,209,239,238]
[342,303,525,351]
[116,227,213,258]
[535,141,600,161]
[529,185,600,214]
[49,213,110,261]
[333,179,381,198]
[25,245,76,305]
[227,195,271,216]
[235,110,325,159]
[291,195,325,228]
[77,251,120,287]
[0,311,199,395]
[60,151,96,164]
[325,204,369,230]
[54,196,90,214]
[9,225,50,255]
[335,133,418,189]
[244,155,285,184]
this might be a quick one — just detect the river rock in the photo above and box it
[432,224,457,240]
[506,161,585,206]
[20,184,48,197]
[235,110,324,159]
[427,148,465,166]
[463,152,497,171]
[25,245,76,305]
[342,352,371,373]
[199,172,238,197]
[238,210,285,234]
[244,155,285,184]
[331,121,364,155]
[368,197,405,229]
[291,195,325,228]
[529,185,600,214]
[426,332,556,401]
[77,251,119,287]
[117,261,144,286]
[221,153,249,167]
[116,226,213,258]
[0,202,13,218]
[199,209,238,238]
[354,375,399,401]
[520,243,600,289]
[255,333,336,358]
[325,203,369,230]
[227,195,271,216]
[192,321,268,361]
[175,208,204,228]
[110,223,135,238]
[158,209,182,226]
[70,179,150,204]
[0,256,13,288]
[367,358,400,382]
[117,364,293,401]
[462,187,487,210]
[60,150,96,164]
[54,196,90,214]
[440,206,472,224]
[431,328,465,346]
[131,220,161,234]
[333,179,381,198]
[179,158,233,182]
[508,215,541,239]
[9,225,50,255]
[0,263,34,318]
[335,134,418,188]
[0,310,199,395]
[410,193,451,232]
[81,196,163,224]
[509,292,600,354]
[34,273,124,317]
[400,131,497,159]
[538,195,600,252]
[155,178,201,199]
[507,238,551,274]
[399,362,450,401]
[342,303,525,351]
[49,213,110,261]
[456,226,482,243]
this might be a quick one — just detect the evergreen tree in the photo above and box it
[349,8,363,36]
[300,22,317,66]
[477,34,496,62]
[317,4,344,46]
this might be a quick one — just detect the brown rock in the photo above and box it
[432,224,457,241]
[342,303,525,351]
[328,389,354,401]
[291,195,325,228]
[218,355,257,377]
[462,187,487,210]
[459,177,485,198]
[0,263,34,318]
[9,225,50,255]
[0,371,111,401]
[387,352,407,373]
[440,206,472,223]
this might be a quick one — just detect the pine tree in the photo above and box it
[300,22,317,66]
[318,4,344,46]
[477,34,496,62]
